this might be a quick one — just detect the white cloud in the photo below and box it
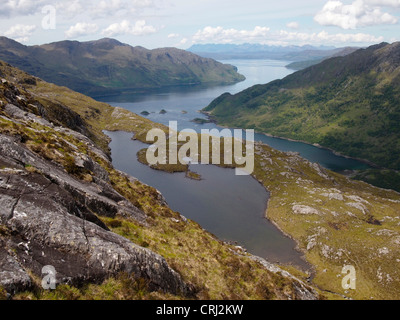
[94,0,129,16]
[56,0,84,17]
[65,22,99,39]
[193,26,271,44]
[102,20,157,37]
[168,33,180,38]
[3,24,37,43]
[364,0,400,7]
[192,25,381,45]
[314,0,398,29]
[92,0,159,17]
[286,21,300,29]
[277,29,384,44]
[0,0,47,16]
[0,0,160,18]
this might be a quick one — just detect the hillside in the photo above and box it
[2,60,400,300]
[0,37,245,97]
[204,42,400,171]
[0,60,318,300]
[285,47,360,70]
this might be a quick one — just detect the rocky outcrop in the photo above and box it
[0,96,193,297]
[0,246,32,295]
[0,134,145,223]
[250,255,318,300]
[0,147,192,296]
[292,205,322,216]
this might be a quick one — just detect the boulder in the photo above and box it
[292,205,321,216]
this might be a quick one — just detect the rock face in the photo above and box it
[250,256,317,300]
[0,144,191,296]
[292,205,321,216]
[0,99,192,297]
[0,132,146,222]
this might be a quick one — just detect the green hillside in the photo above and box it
[0,37,245,97]
[204,42,400,171]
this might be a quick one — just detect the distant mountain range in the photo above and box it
[0,37,245,97]
[204,42,400,172]
[188,43,360,63]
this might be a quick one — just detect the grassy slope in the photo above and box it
[251,145,400,300]
[136,131,400,300]
[0,61,316,300]
[3,60,400,300]
[204,42,400,171]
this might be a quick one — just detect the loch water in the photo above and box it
[101,59,370,269]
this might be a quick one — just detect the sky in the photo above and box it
[0,0,399,49]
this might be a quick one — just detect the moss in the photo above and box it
[14,273,169,301]
[185,171,202,180]
[0,287,7,300]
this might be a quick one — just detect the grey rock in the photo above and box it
[0,246,32,294]
[0,135,192,296]
[0,167,191,296]
[250,255,318,300]
[292,205,322,216]
[4,103,54,128]
[0,134,146,224]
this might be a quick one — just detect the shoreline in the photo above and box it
[92,79,246,100]
[104,129,311,273]
[201,110,379,170]
[261,132,379,169]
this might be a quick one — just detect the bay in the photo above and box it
[100,59,369,270]
[99,59,370,172]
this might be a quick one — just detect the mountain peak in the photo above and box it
[87,38,126,47]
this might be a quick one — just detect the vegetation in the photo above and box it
[2,56,400,300]
[0,60,316,300]
[351,169,400,192]
[285,59,324,70]
[204,42,400,174]
[13,273,168,301]
[191,118,212,124]
[0,37,245,97]
[250,143,400,300]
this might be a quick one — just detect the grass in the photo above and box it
[119,119,400,299]
[0,88,311,300]
[185,171,202,180]
[3,60,400,300]
[13,272,177,300]
[250,143,400,300]
[204,43,400,172]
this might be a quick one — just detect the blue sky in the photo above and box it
[0,0,399,48]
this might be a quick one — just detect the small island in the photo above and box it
[185,170,202,180]
[159,109,167,114]
[190,118,211,124]
[140,111,150,116]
